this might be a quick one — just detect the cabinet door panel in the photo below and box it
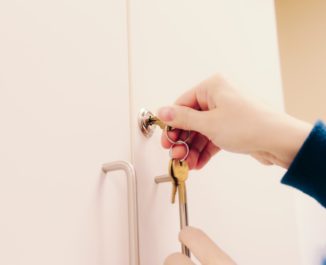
[129,1,301,264]
[0,1,130,264]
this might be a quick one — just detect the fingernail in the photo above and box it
[157,107,175,122]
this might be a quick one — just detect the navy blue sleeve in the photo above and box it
[281,120,326,208]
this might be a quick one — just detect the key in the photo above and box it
[173,159,189,204]
[169,159,178,204]
[155,159,191,257]
[147,115,173,132]
[147,115,166,130]
[172,159,191,258]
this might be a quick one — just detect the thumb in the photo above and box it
[157,105,210,134]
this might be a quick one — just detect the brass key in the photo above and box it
[154,159,191,258]
[143,108,192,258]
[138,108,190,141]
[172,159,190,257]
[169,159,178,203]
[173,160,189,204]
[147,115,167,130]
[146,114,191,146]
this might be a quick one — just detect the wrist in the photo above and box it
[261,113,312,168]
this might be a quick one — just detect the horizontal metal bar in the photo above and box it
[154,175,173,184]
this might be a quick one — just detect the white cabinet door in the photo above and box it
[0,1,131,264]
[129,1,301,264]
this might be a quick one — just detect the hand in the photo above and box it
[164,226,236,265]
[157,74,312,169]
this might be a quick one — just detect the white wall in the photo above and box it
[0,1,313,264]
[0,0,131,264]
[129,1,301,264]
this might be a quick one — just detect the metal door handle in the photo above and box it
[102,161,140,265]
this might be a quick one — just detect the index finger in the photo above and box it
[175,87,200,109]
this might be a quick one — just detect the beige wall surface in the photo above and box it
[276,0,326,123]
[276,1,326,265]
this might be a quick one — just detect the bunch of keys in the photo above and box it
[170,158,189,204]
[150,115,191,258]
[169,156,190,257]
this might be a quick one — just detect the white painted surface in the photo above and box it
[293,195,326,265]
[0,1,313,264]
[0,1,131,264]
[129,1,301,264]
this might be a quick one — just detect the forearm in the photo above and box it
[260,112,312,169]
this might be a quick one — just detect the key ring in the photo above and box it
[165,126,191,144]
[169,140,190,162]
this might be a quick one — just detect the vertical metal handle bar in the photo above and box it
[178,187,190,257]
[102,161,140,265]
